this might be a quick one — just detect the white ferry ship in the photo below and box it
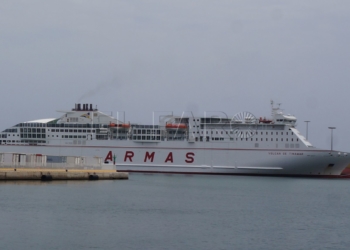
[0,101,349,176]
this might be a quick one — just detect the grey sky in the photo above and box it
[1,0,350,150]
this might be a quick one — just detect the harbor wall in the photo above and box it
[0,152,126,180]
[0,152,113,170]
[0,169,128,180]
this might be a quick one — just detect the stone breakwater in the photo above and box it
[0,168,128,181]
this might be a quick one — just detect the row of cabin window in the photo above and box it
[132,136,161,140]
[2,129,18,133]
[168,137,185,141]
[133,125,160,129]
[18,123,105,128]
[113,130,127,134]
[0,140,46,143]
[254,143,300,148]
[48,124,104,128]
[7,134,31,137]
[193,131,293,135]
[133,129,161,134]
[234,137,299,142]
[256,138,298,141]
[61,135,87,139]
[198,137,230,142]
[21,128,95,133]
[20,134,46,138]
[208,138,224,141]
[49,129,95,133]
[195,137,299,142]
[24,135,88,139]
[167,131,185,135]
[259,131,293,135]
[20,128,45,133]
[112,136,128,139]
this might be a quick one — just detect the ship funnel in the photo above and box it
[90,104,93,111]
[78,103,81,111]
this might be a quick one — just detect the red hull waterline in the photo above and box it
[118,170,350,179]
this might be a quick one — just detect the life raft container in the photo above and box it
[165,123,187,129]
[110,123,130,128]
[259,117,273,124]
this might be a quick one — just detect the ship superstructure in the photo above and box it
[0,101,349,176]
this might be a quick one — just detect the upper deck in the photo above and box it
[0,102,311,149]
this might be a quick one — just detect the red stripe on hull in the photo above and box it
[118,170,350,178]
[341,168,350,175]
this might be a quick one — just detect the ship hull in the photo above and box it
[1,140,349,176]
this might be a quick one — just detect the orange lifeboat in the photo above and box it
[166,123,187,129]
[259,117,273,124]
[121,123,130,128]
[110,123,130,128]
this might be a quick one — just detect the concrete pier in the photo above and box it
[0,168,128,181]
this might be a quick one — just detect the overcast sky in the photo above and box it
[1,0,350,151]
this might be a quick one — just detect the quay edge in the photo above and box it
[0,168,128,181]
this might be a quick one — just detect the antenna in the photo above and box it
[270,100,282,118]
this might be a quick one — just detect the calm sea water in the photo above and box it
[1,174,350,250]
